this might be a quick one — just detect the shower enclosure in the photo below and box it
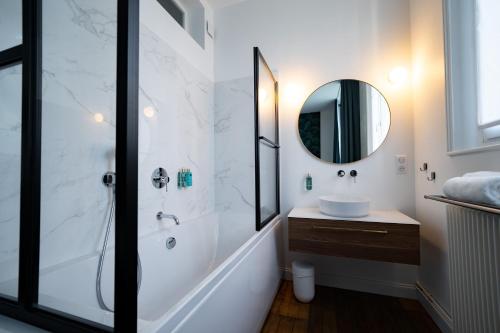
[0,1,281,332]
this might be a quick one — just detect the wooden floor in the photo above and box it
[261,280,441,333]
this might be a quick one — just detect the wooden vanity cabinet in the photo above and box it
[288,208,420,265]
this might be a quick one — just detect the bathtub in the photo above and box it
[35,213,283,332]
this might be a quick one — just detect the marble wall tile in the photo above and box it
[36,0,216,271]
[1,0,246,286]
[137,25,215,235]
[39,0,118,269]
[214,77,255,221]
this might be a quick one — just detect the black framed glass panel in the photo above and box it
[0,1,23,52]
[38,0,117,328]
[254,47,280,231]
[0,62,23,299]
[0,0,138,331]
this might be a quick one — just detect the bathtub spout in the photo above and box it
[157,212,180,225]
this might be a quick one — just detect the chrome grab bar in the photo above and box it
[312,225,388,234]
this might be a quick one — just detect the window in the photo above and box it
[157,0,206,49]
[157,0,185,28]
[444,0,500,152]
[476,0,500,139]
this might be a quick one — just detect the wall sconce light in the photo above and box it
[143,106,156,118]
[94,113,104,123]
[283,83,305,107]
[388,66,409,86]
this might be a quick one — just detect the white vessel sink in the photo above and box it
[319,194,370,218]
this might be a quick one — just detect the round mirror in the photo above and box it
[298,80,390,164]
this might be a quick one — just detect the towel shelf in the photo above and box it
[424,195,500,215]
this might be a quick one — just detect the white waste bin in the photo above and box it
[292,261,315,303]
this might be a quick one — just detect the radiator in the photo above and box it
[447,206,500,333]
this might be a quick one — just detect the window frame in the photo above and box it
[444,0,500,155]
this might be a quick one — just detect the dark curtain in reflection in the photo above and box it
[335,80,361,163]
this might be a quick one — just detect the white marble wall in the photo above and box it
[39,0,118,269]
[0,64,22,297]
[214,77,255,221]
[137,24,215,235]
[1,0,224,302]
[37,0,216,271]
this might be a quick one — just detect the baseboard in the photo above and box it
[282,267,417,300]
[416,282,453,333]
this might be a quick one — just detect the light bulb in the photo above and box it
[143,106,155,118]
[388,67,409,86]
[94,113,104,123]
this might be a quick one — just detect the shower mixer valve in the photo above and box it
[152,167,170,191]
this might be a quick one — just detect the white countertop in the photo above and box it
[288,207,420,225]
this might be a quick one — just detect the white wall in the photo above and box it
[35,0,216,269]
[137,13,215,240]
[215,0,417,296]
[410,0,500,317]
[214,77,256,228]
[39,0,118,269]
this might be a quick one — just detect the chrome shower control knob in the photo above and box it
[337,170,345,177]
[152,167,170,191]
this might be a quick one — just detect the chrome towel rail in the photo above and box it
[424,195,500,215]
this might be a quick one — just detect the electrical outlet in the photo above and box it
[395,155,408,175]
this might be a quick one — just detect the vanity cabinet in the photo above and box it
[288,208,420,265]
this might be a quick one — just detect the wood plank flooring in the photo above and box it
[261,280,441,333]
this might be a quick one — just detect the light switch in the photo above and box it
[396,155,408,175]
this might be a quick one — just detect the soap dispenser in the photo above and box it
[305,173,313,191]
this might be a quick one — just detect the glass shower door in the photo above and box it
[254,47,280,231]
[0,1,23,300]
[37,0,117,327]
[0,63,23,300]
[0,1,139,331]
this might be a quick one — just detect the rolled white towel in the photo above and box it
[443,175,500,207]
[463,171,500,178]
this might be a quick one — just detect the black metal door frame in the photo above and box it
[0,1,139,332]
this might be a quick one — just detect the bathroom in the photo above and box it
[0,0,499,332]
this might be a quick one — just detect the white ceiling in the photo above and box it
[204,0,248,9]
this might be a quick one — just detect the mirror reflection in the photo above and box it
[298,80,390,164]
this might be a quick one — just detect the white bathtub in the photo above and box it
[35,213,282,332]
